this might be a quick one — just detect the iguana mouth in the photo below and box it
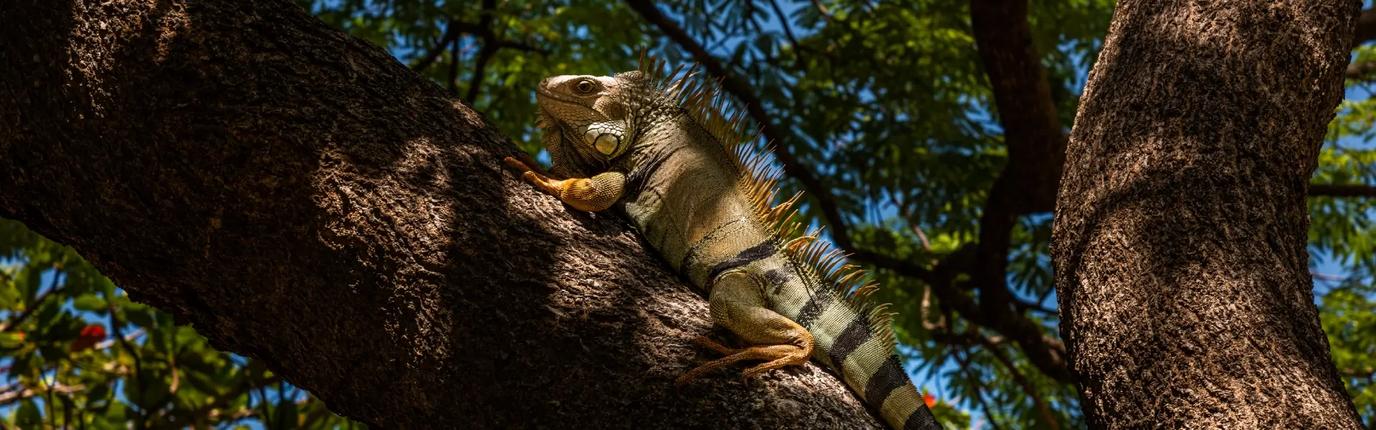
[535,86,582,106]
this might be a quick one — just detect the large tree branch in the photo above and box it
[1310,183,1376,198]
[1053,0,1361,426]
[0,0,884,427]
[1353,8,1376,48]
[964,0,1072,382]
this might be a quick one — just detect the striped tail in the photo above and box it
[779,286,941,430]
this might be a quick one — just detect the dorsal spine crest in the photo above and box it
[636,57,905,350]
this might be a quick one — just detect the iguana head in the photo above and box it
[536,71,671,175]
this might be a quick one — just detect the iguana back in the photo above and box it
[506,60,940,430]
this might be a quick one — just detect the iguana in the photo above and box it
[502,59,941,430]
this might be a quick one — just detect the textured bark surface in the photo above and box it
[1053,1,1362,428]
[0,0,884,428]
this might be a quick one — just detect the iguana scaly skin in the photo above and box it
[503,60,940,430]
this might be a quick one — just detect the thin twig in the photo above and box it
[447,37,461,94]
[954,346,1006,430]
[412,19,462,72]
[106,294,147,429]
[1,283,62,332]
[767,0,802,49]
[976,333,1060,429]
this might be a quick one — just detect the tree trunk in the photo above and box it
[1053,1,1362,428]
[0,0,883,428]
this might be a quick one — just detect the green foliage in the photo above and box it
[0,218,359,428]
[1320,281,1376,425]
[301,0,656,153]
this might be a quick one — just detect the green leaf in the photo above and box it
[123,373,172,410]
[72,294,107,312]
[16,398,42,427]
[123,307,155,328]
[85,383,113,412]
[0,332,23,349]
[9,349,36,378]
[0,281,17,309]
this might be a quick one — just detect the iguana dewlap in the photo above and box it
[503,61,940,430]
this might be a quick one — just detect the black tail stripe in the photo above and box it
[864,356,910,412]
[827,319,871,367]
[705,241,776,284]
[795,291,834,328]
[904,406,941,430]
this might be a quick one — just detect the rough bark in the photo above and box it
[1053,1,1363,428]
[0,0,885,428]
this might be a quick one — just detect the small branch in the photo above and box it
[193,373,282,423]
[411,20,462,72]
[465,0,498,103]
[1,282,62,332]
[1311,271,1348,282]
[975,333,1060,430]
[106,296,147,429]
[89,328,144,352]
[1310,183,1376,198]
[446,37,461,93]
[0,381,83,406]
[954,347,1006,430]
[255,380,273,426]
[413,18,547,74]
[767,0,802,49]
[1345,60,1376,80]
[1338,366,1375,378]
[811,0,838,25]
[1353,9,1376,49]
[1015,298,1058,316]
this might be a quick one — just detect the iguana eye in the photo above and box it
[574,79,597,94]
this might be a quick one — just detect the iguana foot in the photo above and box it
[675,344,810,386]
[502,156,627,212]
[502,154,555,178]
[502,156,563,195]
[690,335,736,355]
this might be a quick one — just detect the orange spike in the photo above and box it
[836,270,866,289]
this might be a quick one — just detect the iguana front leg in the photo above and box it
[503,157,626,212]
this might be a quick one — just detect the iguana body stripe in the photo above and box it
[705,241,776,283]
[507,61,940,430]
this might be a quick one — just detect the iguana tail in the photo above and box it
[730,120,941,430]
[772,232,940,430]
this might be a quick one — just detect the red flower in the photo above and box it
[923,391,937,408]
[70,324,106,352]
